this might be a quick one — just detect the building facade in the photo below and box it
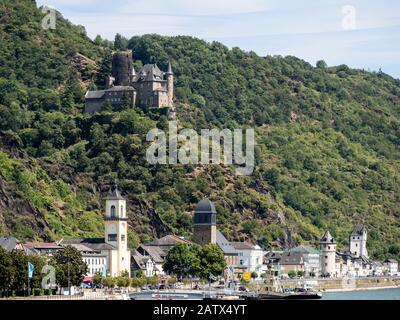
[232,242,266,279]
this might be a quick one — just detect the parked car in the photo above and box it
[237,286,249,292]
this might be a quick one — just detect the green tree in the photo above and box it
[0,248,14,295]
[163,243,201,280]
[114,33,128,51]
[52,246,87,287]
[103,277,116,288]
[10,249,28,292]
[197,244,226,281]
[316,60,327,69]
[288,270,297,279]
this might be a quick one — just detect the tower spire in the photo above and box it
[167,61,173,74]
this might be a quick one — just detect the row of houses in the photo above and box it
[1,190,398,280]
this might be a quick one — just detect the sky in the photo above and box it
[37,0,400,79]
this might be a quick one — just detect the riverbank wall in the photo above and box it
[280,276,400,292]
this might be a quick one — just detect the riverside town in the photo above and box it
[0,0,399,308]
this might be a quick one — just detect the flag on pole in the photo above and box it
[28,262,35,279]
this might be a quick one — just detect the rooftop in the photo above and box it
[231,242,259,250]
[351,224,367,236]
[106,184,125,200]
[289,245,321,255]
[216,230,237,255]
[195,198,217,214]
[320,230,336,244]
[0,236,20,251]
[146,235,191,247]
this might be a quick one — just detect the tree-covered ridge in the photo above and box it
[0,1,399,261]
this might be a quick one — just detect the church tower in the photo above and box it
[319,230,336,277]
[193,199,217,245]
[349,224,368,258]
[104,185,130,276]
[166,61,174,108]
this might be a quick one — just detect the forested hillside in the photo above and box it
[0,0,399,260]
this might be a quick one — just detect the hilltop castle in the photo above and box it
[85,50,175,117]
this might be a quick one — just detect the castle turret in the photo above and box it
[319,230,336,277]
[193,199,217,245]
[111,50,133,86]
[349,224,368,258]
[166,61,174,108]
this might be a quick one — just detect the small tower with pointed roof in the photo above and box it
[349,224,368,258]
[319,230,336,277]
[104,185,131,276]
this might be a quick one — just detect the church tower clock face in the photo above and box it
[107,224,117,234]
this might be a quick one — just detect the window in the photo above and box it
[355,243,358,247]
[120,205,124,216]
[108,234,117,241]
[121,234,125,242]
[328,246,330,250]
[111,205,116,218]
[325,256,328,259]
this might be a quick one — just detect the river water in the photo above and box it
[321,288,400,300]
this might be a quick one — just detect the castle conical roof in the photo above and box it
[167,61,173,74]
[320,230,336,244]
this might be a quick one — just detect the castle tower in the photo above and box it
[166,61,174,108]
[349,224,368,258]
[104,185,130,277]
[193,199,217,245]
[319,230,336,277]
[111,51,133,86]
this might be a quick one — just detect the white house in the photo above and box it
[289,245,321,277]
[384,259,398,276]
[231,242,266,279]
[371,261,385,276]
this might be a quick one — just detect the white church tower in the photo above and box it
[319,230,336,277]
[104,185,131,277]
[349,224,368,258]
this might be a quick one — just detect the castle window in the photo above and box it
[121,205,123,215]
[121,234,125,242]
[111,205,116,218]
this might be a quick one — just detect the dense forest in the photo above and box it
[0,0,399,261]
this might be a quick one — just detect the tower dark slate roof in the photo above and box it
[195,199,216,214]
[320,230,336,243]
[106,185,125,200]
[194,199,216,225]
[351,224,367,236]
[167,61,173,74]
